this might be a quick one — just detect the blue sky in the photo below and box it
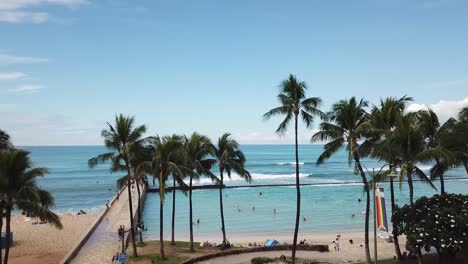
[1,0,467,145]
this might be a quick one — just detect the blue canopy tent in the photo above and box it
[264,239,279,247]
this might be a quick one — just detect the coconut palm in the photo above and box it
[185,132,217,251]
[168,135,189,246]
[386,113,451,206]
[213,133,251,246]
[368,96,413,260]
[414,109,458,194]
[312,97,373,264]
[88,114,147,257]
[0,149,62,264]
[146,135,191,259]
[263,74,323,263]
[116,144,154,244]
[0,130,12,151]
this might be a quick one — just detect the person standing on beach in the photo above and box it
[106,200,110,208]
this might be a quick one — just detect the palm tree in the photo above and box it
[213,133,251,246]
[263,74,323,263]
[88,114,147,257]
[312,97,373,264]
[168,135,189,246]
[386,113,449,206]
[0,149,62,264]
[116,145,154,244]
[0,130,12,151]
[146,135,191,259]
[185,132,217,252]
[415,109,459,194]
[368,96,413,260]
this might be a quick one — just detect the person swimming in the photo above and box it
[273,208,277,214]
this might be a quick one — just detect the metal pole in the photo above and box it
[373,169,377,264]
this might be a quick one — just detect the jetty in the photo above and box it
[60,185,143,264]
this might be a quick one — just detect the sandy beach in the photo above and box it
[9,213,98,264]
[153,231,406,264]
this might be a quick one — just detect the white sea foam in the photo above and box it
[190,172,310,185]
[277,162,305,166]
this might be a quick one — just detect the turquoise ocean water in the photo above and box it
[22,145,468,239]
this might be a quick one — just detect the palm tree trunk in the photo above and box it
[159,196,166,259]
[408,170,414,206]
[4,206,12,264]
[159,172,166,259]
[390,177,402,260]
[435,159,445,195]
[189,176,194,252]
[0,204,3,263]
[125,162,138,257]
[219,169,227,245]
[291,114,300,264]
[171,177,176,245]
[353,154,372,264]
[135,178,143,244]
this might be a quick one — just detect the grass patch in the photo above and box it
[127,240,223,264]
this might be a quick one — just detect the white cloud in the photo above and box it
[0,72,26,80]
[0,0,88,23]
[0,0,89,10]
[9,84,46,92]
[235,129,319,144]
[407,97,468,121]
[0,11,48,23]
[0,52,48,65]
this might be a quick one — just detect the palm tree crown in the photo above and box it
[263,74,323,133]
[88,114,146,257]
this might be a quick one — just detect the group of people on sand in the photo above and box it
[77,209,87,215]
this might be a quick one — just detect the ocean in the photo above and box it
[22,145,468,240]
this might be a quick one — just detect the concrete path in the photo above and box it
[71,186,141,264]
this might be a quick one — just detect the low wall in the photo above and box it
[58,187,126,264]
[181,244,329,264]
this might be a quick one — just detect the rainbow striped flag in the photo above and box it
[375,186,388,232]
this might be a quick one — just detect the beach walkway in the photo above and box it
[70,186,141,264]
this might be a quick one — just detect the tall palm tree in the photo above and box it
[185,132,217,252]
[263,74,323,263]
[414,109,459,194]
[368,96,413,260]
[213,133,251,246]
[88,114,147,257]
[146,135,191,259]
[312,97,373,264]
[386,113,449,206]
[168,135,189,246]
[0,130,12,151]
[116,145,154,244]
[0,149,62,264]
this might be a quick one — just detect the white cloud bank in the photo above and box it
[407,97,468,121]
[9,84,46,92]
[0,72,26,80]
[0,0,88,23]
[0,52,48,65]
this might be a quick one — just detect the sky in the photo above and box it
[1,0,467,146]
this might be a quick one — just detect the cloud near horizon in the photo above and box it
[0,0,89,23]
[9,84,46,92]
[0,52,48,65]
[407,97,468,121]
[0,72,26,80]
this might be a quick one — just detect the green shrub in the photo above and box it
[251,257,274,264]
